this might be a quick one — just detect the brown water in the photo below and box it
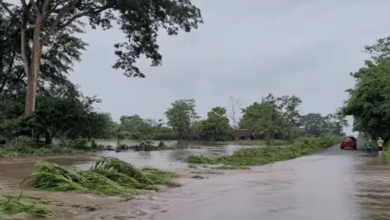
[155,153,360,220]
[69,144,256,171]
[2,141,390,220]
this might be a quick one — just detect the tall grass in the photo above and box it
[25,157,180,197]
[187,136,340,169]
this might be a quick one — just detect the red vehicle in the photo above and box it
[340,136,357,150]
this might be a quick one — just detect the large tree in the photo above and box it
[202,107,231,141]
[0,5,87,103]
[239,94,284,140]
[0,0,203,116]
[341,60,390,141]
[275,95,302,139]
[165,99,199,139]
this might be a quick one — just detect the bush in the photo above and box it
[68,139,90,150]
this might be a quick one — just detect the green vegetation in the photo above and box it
[341,39,390,142]
[0,139,80,157]
[383,143,390,164]
[165,99,200,139]
[237,94,346,141]
[227,139,290,146]
[0,194,50,219]
[187,136,340,169]
[190,107,232,141]
[25,158,179,197]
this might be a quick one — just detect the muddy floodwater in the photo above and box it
[66,141,256,171]
[1,140,390,220]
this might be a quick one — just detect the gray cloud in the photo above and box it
[68,0,390,135]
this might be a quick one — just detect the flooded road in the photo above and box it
[151,144,390,220]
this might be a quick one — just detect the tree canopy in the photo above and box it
[201,107,231,141]
[341,60,390,141]
[0,0,203,115]
[165,99,199,139]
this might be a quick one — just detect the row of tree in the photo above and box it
[115,95,346,142]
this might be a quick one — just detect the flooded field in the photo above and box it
[62,141,257,171]
[1,141,390,220]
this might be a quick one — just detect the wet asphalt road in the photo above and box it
[155,142,390,220]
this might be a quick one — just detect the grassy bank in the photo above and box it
[187,136,340,169]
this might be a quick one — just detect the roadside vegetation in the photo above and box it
[341,37,390,144]
[187,136,340,169]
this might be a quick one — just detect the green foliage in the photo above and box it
[141,166,180,187]
[0,194,50,218]
[0,139,79,157]
[25,158,180,197]
[119,115,153,138]
[341,59,390,141]
[300,113,347,138]
[212,165,250,170]
[239,94,286,140]
[364,37,390,64]
[165,99,200,139]
[0,5,87,102]
[201,107,232,141]
[187,136,340,168]
[0,83,115,145]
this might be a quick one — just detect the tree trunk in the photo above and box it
[45,131,51,145]
[25,15,43,116]
[36,132,40,144]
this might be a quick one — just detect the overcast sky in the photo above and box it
[65,0,390,136]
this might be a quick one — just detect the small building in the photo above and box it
[234,129,254,141]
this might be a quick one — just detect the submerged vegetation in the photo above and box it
[25,158,180,197]
[187,136,340,169]
[0,194,50,219]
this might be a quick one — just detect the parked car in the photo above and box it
[340,136,357,150]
